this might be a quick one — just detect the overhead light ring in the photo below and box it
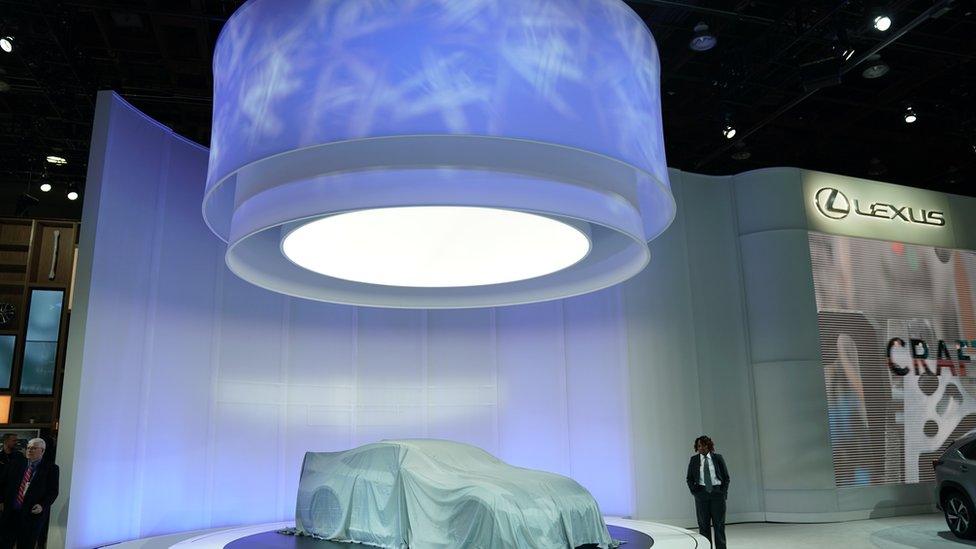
[204,0,676,308]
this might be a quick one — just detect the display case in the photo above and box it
[0,218,77,435]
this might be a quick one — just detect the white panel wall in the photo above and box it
[56,93,634,548]
[623,170,764,525]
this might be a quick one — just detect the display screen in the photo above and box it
[810,233,976,487]
[20,289,63,395]
[0,335,13,389]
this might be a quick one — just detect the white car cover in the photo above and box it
[291,439,617,548]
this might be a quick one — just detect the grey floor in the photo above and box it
[724,513,976,548]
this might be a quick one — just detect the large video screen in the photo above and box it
[810,233,976,487]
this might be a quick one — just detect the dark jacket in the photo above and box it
[0,449,26,483]
[686,453,730,496]
[1,458,59,512]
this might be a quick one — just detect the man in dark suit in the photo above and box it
[686,435,730,549]
[0,438,59,549]
[0,434,26,481]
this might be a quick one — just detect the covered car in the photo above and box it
[290,439,617,548]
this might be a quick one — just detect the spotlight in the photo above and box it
[67,190,78,201]
[731,141,751,160]
[45,155,67,165]
[873,15,892,31]
[722,124,736,139]
[867,157,887,177]
[689,22,717,52]
[861,54,890,79]
[0,37,12,53]
[39,183,51,193]
[903,106,917,124]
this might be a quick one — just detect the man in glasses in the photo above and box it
[0,438,59,549]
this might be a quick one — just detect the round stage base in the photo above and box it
[224,525,654,549]
[108,518,705,548]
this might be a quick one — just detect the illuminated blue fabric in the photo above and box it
[209,0,668,195]
[205,0,674,307]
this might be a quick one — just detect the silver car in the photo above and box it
[935,431,976,539]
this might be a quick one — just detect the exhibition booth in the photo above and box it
[35,0,976,547]
[45,93,976,549]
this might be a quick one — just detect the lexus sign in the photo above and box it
[814,187,945,227]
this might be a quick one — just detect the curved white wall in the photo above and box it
[54,93,634,548]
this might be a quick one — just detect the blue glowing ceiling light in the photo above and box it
[204,0,675,308]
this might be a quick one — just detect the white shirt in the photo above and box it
[698,453,722,487]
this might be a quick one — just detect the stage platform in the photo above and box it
[107,517,707,548]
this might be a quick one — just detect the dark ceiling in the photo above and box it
[0,0,973,220]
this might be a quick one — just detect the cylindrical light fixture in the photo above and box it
[204,0,675,308]
[904,106,918,124]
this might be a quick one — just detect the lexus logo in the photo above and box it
[815,187,850,219]
[812,186,946,226]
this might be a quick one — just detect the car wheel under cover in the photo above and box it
[945,491,976,539]
[450,498,494,544]
[309,487,343,537]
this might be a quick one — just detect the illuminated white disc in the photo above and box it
[282,207,590,288]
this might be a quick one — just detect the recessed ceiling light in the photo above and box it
[722,124,736,139]
[873,15,892,31]
[67,190,79,201]
[46,155,67,165]
[0,37,12,53]
[281,207,591,288]
[689,22,717,52]
[39,183,52,192]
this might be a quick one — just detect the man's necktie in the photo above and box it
[15,464,34,508]
[703,456,713,493]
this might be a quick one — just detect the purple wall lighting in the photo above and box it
[204,0,674,308]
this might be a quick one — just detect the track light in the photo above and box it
[67,190,78,201]
[861,54,890,79]
[39,183,51,193]
[903,106,917,124]
[0,37,12,54]
[689,22,717,52]
[873,15,892,31]
[867,157,887,177]
[45,155,67,165]
[722,124,736,139]
[731,141,751,160]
